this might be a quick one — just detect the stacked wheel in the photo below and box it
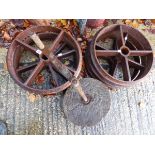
[85,24,153,88]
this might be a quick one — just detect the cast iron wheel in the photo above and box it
[7,26,82,95]
[85,24,153,88]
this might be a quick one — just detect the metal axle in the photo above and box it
[71,78,89,103]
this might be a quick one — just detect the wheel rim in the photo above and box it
[86,24,153,87]
[7,26,82,95]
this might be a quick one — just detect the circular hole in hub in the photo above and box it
[121,47,130,56]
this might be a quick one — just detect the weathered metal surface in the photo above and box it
[0,26,155,135]
[85,24,154,88]
[63,78,111,127]
[7,26,82,95]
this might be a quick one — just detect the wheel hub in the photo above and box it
[119,46,130,56]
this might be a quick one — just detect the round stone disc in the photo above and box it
[63,78,111,127]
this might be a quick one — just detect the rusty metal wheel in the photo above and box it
[85,24,153,88]
[7,26,82,95]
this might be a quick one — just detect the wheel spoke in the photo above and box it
[116,25,125,48]
[129,50,152,56]
[55,42,66,55]
[57,49,76,59]
[17,61,38,73]
[121,57,131,81]
[128,59,144,70]
[49,30,64,53]
[120,25,125,46]
[48,63,59,87]
[15,39,38,56]
[24,60,45,86]
[96,50,119,57]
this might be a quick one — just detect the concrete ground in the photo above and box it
[0,30,155,135]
